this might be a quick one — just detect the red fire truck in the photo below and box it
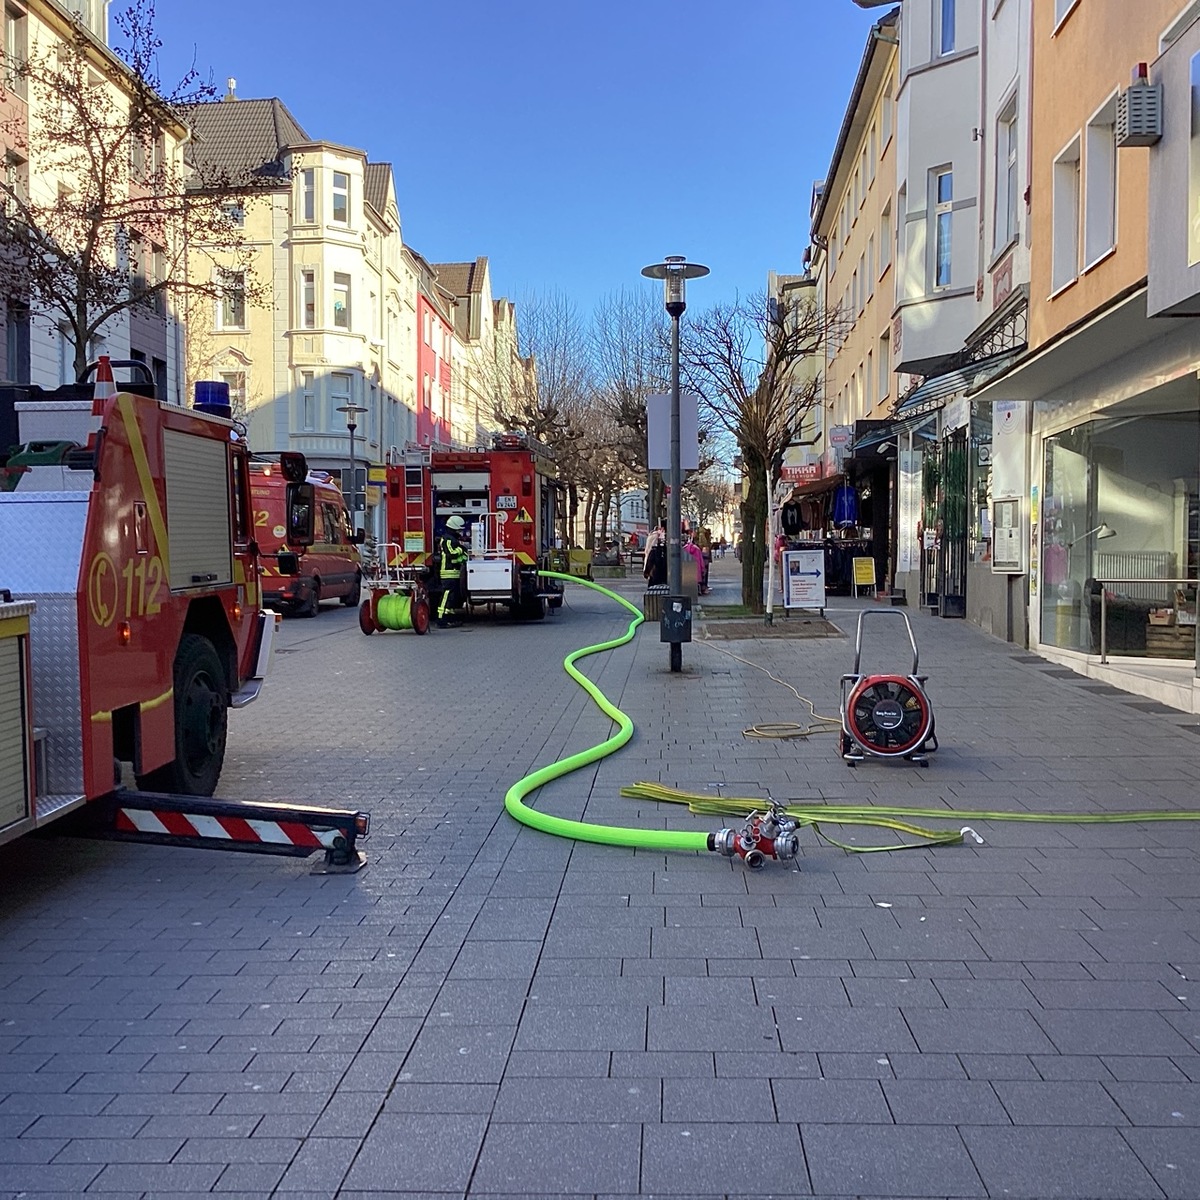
[361,433,566,631]
[0,362,367,869]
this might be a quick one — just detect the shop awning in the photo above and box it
[850,416,937,458]
[786,472,844,499]
[893,346,1026,418]
[969,286,1155,404]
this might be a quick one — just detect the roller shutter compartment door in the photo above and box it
[163,430,233,591]
[0,638,31,830]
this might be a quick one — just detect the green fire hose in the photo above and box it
[503,572,710,853]
[504,571,1200,857]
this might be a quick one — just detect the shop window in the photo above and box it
[1040,413,1200,656]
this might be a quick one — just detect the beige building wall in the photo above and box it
[1028,0,1176,348]
[815,31,900,457]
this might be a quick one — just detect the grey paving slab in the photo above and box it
[1121,1126,1200,1199]
[342,1112,487,1192]
[641,1122,809,1195]
[803,1124,984,1197]
[961,1125,1163,1198]
[471,1121,641,1194]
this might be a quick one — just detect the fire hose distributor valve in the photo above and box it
[708,804,800,869]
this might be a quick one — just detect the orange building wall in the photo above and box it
[1028,0,1176,349]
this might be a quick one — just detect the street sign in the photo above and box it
[782,548,826,612]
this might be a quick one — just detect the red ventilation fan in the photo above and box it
[840,611,937,766]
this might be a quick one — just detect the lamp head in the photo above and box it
[641,256,710,317]
[1096,522,1117,540]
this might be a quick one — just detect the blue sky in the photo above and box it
[151,1,881,316]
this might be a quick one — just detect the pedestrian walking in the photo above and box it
[643,526,667,587]
[684,530,707,594]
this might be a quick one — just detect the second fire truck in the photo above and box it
[363,433,566,630]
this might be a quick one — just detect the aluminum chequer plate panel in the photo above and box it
[0,491,88,795]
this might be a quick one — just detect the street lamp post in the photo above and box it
[336,402,369,535]
[641,255,709,673]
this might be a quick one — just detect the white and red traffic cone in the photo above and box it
[91,354,116,415]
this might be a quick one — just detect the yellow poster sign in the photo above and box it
[852,557,876,587]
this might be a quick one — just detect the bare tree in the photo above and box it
[682,292,834,611]
[0,0,265,381]
[591,286,671,524]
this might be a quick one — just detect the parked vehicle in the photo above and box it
[251,463,363,616]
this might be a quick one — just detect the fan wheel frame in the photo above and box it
[844,673,933,758]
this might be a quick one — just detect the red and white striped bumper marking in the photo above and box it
[115,808,340,848]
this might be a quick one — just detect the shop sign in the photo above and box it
[780,463,822,483]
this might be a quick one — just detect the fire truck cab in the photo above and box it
[381,432,566,622]
[0,369,318,849]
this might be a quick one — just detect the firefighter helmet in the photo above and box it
[446,515,465,532]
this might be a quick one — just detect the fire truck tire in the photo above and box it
[521,593,546,621]
[137,634,227,796]
[341,571,362,607]
[358,600,376,635]
[298,578,320,618]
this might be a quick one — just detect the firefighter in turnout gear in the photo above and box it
[436,515,468,626]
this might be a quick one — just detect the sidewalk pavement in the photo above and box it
[1,550,1199,1199]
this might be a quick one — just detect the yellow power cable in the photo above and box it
[697,637,842,739]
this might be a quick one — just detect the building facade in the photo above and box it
[184,97,417,538]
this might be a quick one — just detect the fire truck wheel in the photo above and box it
[342,571,362,607]
[298,578,320,618]
[521,594,546,621]
[358,600,375,635]
[137,634,227,796]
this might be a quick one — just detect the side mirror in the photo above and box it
[279,451,308,484]
[350,529,366,545]
[276,551,299,577]
[286,481,316,547]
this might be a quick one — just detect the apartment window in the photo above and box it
[332,272,350,329]
[152,357,167,401]
[938,0,956,54]
[151,130,165,174]
[1052,137,1081,293]
[995,102,1019,250]
[130,132,145,176]
[369,290,378,341]
[866,236,875,298]
[879,203,892,274]
[878,330,891,403]
[868,124,877,180]
[2,151,26,215]
[5,301,29,383]
[865,351,874,410]
[933,170,953,288]
[300,269,316,328]
[829,229,839,275]
[332,171,349,224]
[222,202,245,227]
[150,243,166,314]
[301,169,315,222]
[1084,95,1117,267]
[896,184,908,295]
[217,269,246,329]
[220,370,246,418]
[424,311,431,344]
[56,322,72,385]
[4,6,27,98]
[852,268,859,315]
[881,79,894,149]
[859,149,868,202]
[300,370,315,430]
[331,372,352,426]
